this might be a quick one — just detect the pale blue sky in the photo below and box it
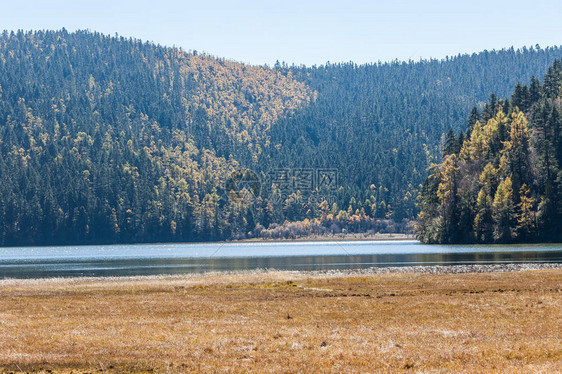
[2,0,561,66]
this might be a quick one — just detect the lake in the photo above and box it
[0,240,561,278]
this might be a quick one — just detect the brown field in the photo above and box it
[0,269,560,373]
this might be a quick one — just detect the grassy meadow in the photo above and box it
[0,269,560,373]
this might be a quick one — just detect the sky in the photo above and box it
[2,0,562,66]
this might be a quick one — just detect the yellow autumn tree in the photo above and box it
[492,176,515,242]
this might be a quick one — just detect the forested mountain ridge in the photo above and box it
[1,29,562,246]
[0,29,312,245]
[416,60,562,244]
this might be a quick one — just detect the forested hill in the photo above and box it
[266,48,562,218]
[0,29,561,246]
[0,29,312,245]
[417,60,562,244]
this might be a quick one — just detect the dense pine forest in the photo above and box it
[417,60,562,244]
[1,29,562,246]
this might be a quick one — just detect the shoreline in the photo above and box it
[232,233,416,243]
[1,262,560,284]
[0,233,417,249]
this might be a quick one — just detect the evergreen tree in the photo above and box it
[492,177,515,243]
[474,189,493,243]
[516,184,536,241]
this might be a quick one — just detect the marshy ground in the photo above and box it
[0,265,560,373]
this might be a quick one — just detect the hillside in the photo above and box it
[417,60,562,244]
[1,29,562,245]
[267,50,562,219]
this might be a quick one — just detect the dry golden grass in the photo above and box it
[0,269,560,373]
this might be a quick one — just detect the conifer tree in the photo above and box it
[474,189,493,243]
[492,176,515,243]
[516,184,536,241]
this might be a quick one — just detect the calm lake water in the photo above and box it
[1,240,561,278]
